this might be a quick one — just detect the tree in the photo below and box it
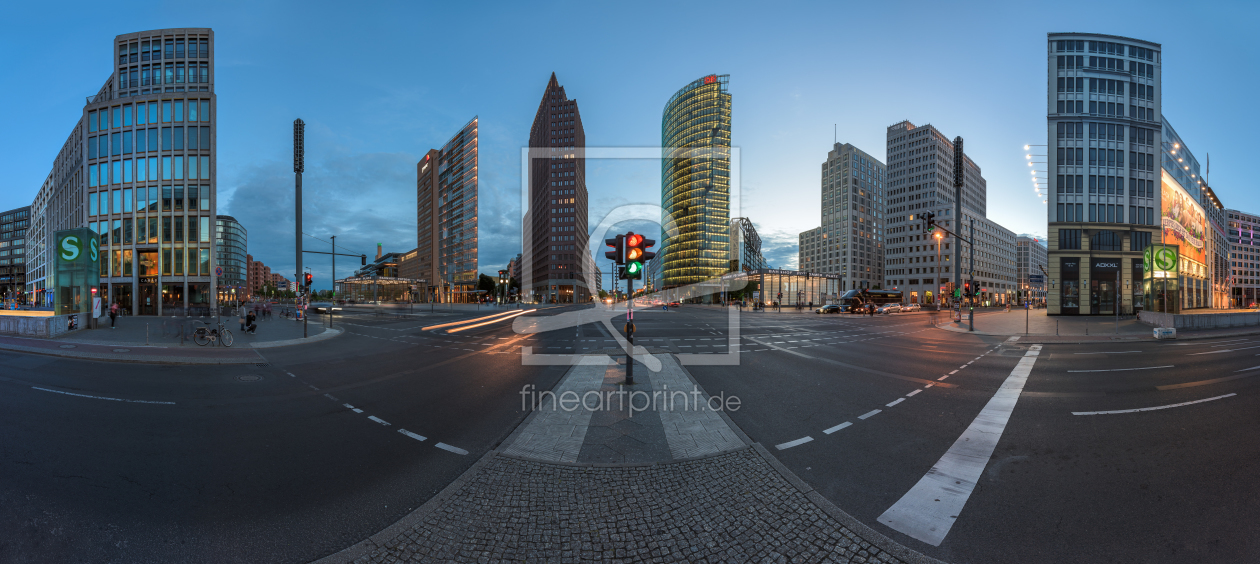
[478,274,496,295]
[598,289,608,299]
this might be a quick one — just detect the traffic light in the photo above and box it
[922,211,937,235]
[304,273,313,288]
[604,234,625,264]
[963,282,971,297]
[624,232,644,279]
[640,237,657,262]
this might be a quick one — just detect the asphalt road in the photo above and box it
[673,306,1260,564]
[4,303,1260,563]
[0,305,577,564]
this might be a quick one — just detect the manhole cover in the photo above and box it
[113,348,131,353]
[255,363,270,367]
[59,345,77,349]
[237,375,261,382]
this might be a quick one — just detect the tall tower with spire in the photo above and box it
[524,73,589,304]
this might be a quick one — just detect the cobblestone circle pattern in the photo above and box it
[353,448,905,563]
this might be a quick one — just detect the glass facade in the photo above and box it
[215,215,246,303]
[74,29,216,315]
[416,118,479,303]
[661,74,731,289]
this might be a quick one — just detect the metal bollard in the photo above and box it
[146,323,150,345]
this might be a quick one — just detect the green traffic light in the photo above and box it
[626,261,642,274]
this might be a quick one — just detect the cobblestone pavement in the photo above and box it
[341,448,907,564]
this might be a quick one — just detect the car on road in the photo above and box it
[901,303,921,312]
[816,304,841,314]
[668,301,681,308]
[307,302,343,313]
[877,304,901,314]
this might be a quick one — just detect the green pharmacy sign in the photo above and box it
[52,228,99,315]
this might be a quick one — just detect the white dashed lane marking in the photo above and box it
[368,416,391,426]
[823,422,852,435]
[435,442,469,455]
[775,436,814,450]
[398,429,428,441]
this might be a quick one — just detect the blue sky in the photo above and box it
[3,0,1257,292]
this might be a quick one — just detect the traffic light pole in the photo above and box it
[969,217,975,332]
[625,276,634,386]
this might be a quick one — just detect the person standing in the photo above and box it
[238,301,247,331]
[109,301,119,329]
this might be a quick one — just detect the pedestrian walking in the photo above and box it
[264,302,272,320]
[109,301,119,328]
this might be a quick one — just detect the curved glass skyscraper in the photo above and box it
[661,74,731,289]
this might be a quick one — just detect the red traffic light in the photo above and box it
[626,233,644,248]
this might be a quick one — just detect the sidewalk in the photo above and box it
[315,353,940,564]
[0,314,341,363]
[935,309,1260,343]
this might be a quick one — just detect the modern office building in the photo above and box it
[215,215,246,303]
[1017,235,1049,305]
[883,121,1014,305]
[661,74,731,291]
[1045,33,1172,315]
[798,226,821,271]
[816,142,886,290]
[1227,209,1260,307]
[416,117,479,303]
[24,29,218,315]
[0,207,30,303]
[730,217,768,272]
[26,116,90,309]
[524,73,590,304]
[1202,184,1228,308]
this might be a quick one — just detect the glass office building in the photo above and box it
[416,118,479,303]
[215,215,246,303]
[661,74,731,290]
[69,29,218,315]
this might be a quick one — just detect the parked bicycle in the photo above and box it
[192,317,234,347]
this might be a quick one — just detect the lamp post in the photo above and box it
[935,230,943,309]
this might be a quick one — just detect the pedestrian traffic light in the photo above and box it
[304,273,313,288]
[604,234,624,264]
[963,282,971,296]
[640,237,657,262]
[624,232,645,279]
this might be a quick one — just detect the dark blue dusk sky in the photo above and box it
[3,0,1256,291]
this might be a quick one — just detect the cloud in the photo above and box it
[221,145,418,289]
[755,225,799,270]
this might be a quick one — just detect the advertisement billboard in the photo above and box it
[1160,170,1206,265]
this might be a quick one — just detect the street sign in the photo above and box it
[215,266,224,277]
[1028,274,1044,283]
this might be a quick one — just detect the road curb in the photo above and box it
[934,322,1260,343]
[0,341,265,364]
[250,327,343,348]
[674,357,949,564]
[748,443,950,564]
[309,450,504,564]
